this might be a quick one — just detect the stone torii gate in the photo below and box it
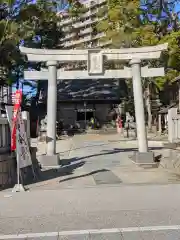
[20,44,168,165]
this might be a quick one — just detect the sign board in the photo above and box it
[16,109,32,168]
[87,50,103,75]
[6,96,32,168]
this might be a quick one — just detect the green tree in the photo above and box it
[0,0,84,105]
[97,0,141,48]
[0,0,31,82]
[97,0,180,129]
[18,0,63,103]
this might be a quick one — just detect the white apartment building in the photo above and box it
[45,0,121,128]
[36,0,120,128]
[58,0,110,49]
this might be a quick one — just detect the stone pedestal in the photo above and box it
[160,147,180,174]
[132,151,155,165]
[38,131,47,142]
[38,154,60,169]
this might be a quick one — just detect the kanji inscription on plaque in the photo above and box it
[88,50,103,75]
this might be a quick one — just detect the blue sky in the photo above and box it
[176,2,180,11]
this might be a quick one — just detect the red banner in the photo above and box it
[11,90,22,151]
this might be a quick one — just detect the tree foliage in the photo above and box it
[0,0,83,84]
[97,0,142,48]
[1,0,180,113]
[95,0,180,129]
[0,0,66,103]
[0,0,29,82]
[97,0,180,101]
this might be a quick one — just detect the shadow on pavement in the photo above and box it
[63,147,164,162]
[59,169,109,183]
[57,138,165,153]
[24,159,85,186]
[24,146,164,187]
[56,147,163,183]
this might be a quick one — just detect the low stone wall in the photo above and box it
[0,154,16,190]
[0,117,10,153]
[160,143,180,174]
[0,114,38,189]
[0,118,16,189]
[0,148,39,189]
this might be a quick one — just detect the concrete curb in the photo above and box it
[122,140,167,147]
[1,225,180,239]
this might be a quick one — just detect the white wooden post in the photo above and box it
[158,114,162,134]
[168,108,178,143]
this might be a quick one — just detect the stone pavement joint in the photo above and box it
[27,134,180,190]
[1,225,180,239]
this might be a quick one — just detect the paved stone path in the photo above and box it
[1,134,180,239]
[28,134,180,190]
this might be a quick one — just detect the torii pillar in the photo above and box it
[20,48,60,165]
[130,59,147,152]
[20,44,168,167]
[46,61,57,155]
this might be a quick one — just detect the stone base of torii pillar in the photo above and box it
[38,154,60,169]
[131,152,155,165]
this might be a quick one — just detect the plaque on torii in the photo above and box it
[21,45,167,80]
[20,43,168,166]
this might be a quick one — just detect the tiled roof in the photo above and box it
[38,79,121,101]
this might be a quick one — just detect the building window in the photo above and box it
[77,111,94,121]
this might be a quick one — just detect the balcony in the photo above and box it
[60,27,94,42]
[59,8,97,26]
[98,40,112,47]
[73,16,107,29]
[62,32,105,47]
[59,3,107,26]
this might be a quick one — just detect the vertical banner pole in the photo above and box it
[16,129,20,186]
[12,112,25,193]
[7,89,34,192]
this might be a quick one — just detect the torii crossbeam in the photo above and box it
[20,44,168,166]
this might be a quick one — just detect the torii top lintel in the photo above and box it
[19,43,168,62]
